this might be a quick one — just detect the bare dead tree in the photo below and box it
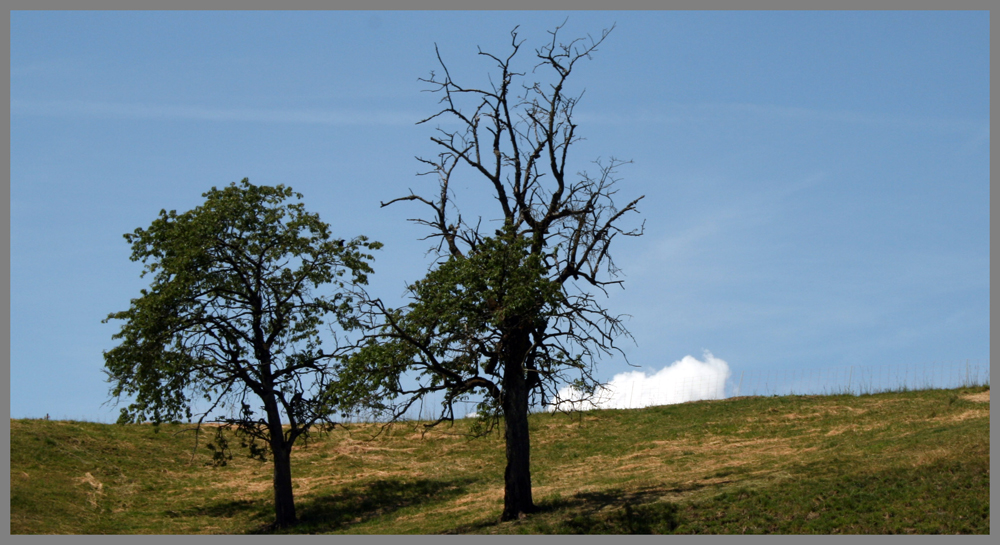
[345,22,644,521]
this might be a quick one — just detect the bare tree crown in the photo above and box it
[385,23,644,290]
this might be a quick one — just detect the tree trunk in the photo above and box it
[500,331,536,521]
[265,401,297,528]
[271,444,296,528]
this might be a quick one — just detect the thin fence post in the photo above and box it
[738,370,744,397]
[848,366,854,395]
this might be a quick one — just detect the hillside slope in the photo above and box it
[10,387,989,534]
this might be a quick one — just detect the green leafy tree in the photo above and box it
[346,24,643,521]
[103,179,380,529]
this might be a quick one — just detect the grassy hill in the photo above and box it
[10,386,989,534]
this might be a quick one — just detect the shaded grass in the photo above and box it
[10,386,990,534]
[270,477,475,534]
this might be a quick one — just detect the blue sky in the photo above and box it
[10,11,989,422]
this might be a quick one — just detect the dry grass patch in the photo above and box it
[431,488,504,517]
[932,409,988,424]
[962,390,990,403]
[291,475,349,496]
[77,472,104,508]
[821,419,890,436]
[200,464,272,502]
[905,447,956,468]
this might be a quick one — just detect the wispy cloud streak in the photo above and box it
[10,99,418,126]
[576,102,987,133]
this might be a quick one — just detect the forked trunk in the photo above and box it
[500,331,536,521]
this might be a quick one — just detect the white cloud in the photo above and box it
[548,350,731,411]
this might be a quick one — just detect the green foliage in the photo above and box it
[344,225,564,424]
[205,427,233,467]
[407,227,561,334]
[102,178,380,441]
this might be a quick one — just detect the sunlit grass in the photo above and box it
[10,386,989,534]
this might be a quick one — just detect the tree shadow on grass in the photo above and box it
[264,477,476,534]
[167,477,476,534]
[522,487,653,520]
[168,498,270,521]
[448,485,682,535]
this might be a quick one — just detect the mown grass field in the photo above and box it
[10,386,989,534]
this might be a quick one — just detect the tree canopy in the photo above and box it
[103,179,380,528]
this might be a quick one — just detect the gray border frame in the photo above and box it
[5,3,994,543]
